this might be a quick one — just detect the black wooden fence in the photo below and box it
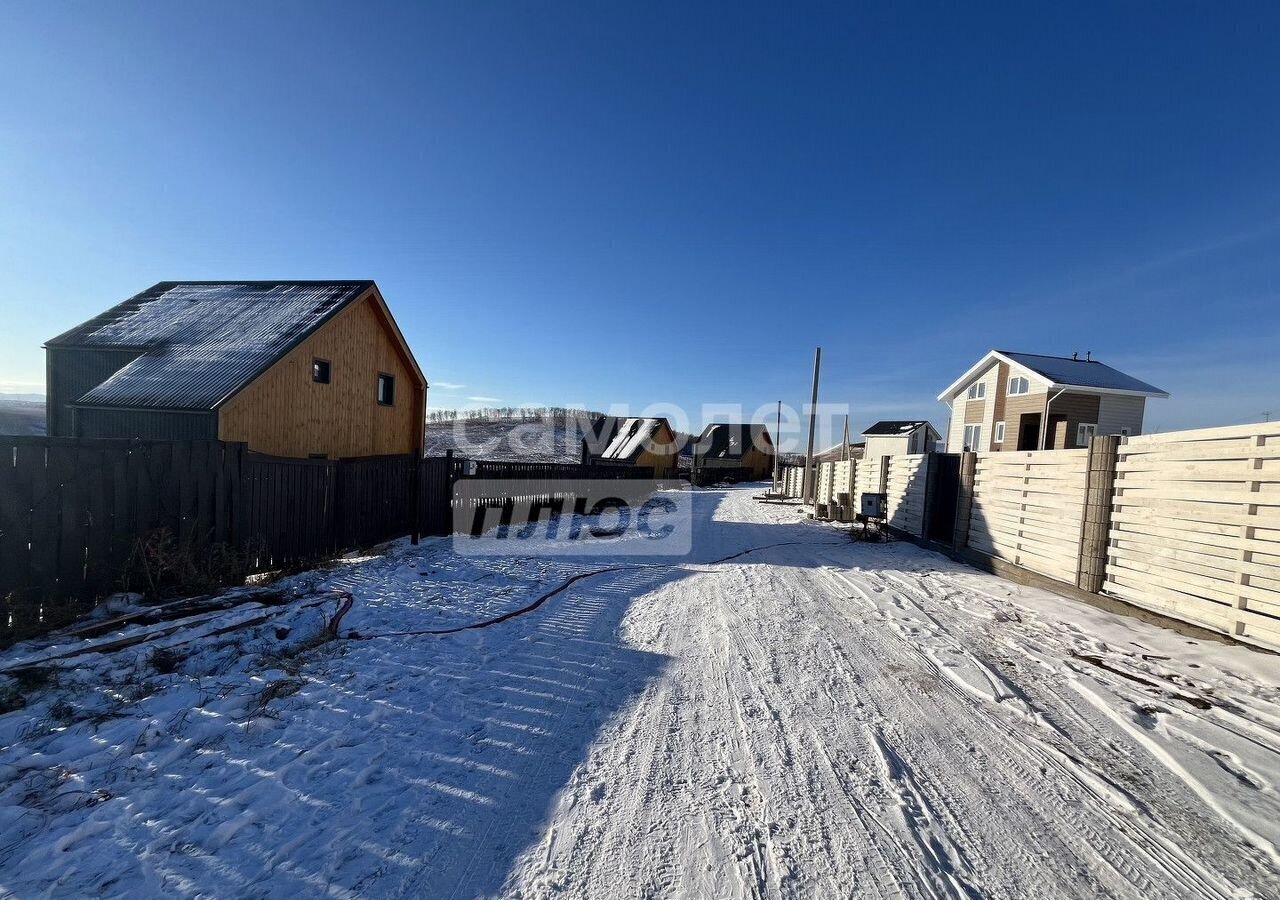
[0,437,655,643]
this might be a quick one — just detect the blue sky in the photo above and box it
[1,2,1277,447]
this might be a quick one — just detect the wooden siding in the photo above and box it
[968,449,1089,583]
[633,422,681,477]
[1000,393,1048,450]
[1098,394,1146,436]
[1046,392,1101,449]
[946,358,1048,452]
[218,295,425,458]
[989,362,1010,446]
[1105,423,1280,651]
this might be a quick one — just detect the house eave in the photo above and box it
[1048,384,1170,400]
[936,350,1054,402]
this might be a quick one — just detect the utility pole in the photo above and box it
[773,400,782,490]
[803,347,821,504]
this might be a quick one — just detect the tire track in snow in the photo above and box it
[808,553,1268,898]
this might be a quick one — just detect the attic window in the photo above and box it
[967,382,986,400]
[312,358,331,384]
[1008,376,1029,396]
[377,373,396,406]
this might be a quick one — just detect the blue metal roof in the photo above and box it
[999,351,1167,396]
[47,281,373,410]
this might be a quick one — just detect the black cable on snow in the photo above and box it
[351,538,846,640]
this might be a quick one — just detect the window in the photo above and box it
[1077,423,1097,446]
[994,421,1005,444]
[963,424,982,451]
[312,358,331,384]
[377,373,396,406]
[967,382,987,400]
[1008,376,1029,396]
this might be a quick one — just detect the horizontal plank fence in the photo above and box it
[793,425,1280,654]
[0,438,659,644]
[967,449,1089,584]
[886,454,931,538]
[1105,422,1280,650]
[854,456,883,508]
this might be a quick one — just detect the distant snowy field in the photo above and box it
[424,416,593,463]
[1,486,1277,898]
[0,395,45,436]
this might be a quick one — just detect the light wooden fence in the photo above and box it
[968,449,1089,583]
[1106,423,1280,650]
[780,465,805,498]
[815,461,835,507]
[886,454,931,538]
[831,460,854,506]
[854,456,882,508]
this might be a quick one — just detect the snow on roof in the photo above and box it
[47,281,373,410]
[862,420,931,437]
[600,418,668,460]
[696,423,774,459]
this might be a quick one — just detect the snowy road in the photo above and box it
[2,485,1279,898]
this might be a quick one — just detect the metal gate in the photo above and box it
[925,453,960,543]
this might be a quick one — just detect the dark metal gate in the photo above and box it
[925,453,961,543]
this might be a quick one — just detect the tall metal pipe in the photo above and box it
[803,347,821,503]
[773,399,782,490]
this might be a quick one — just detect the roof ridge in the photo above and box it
[1000,349,1106,364]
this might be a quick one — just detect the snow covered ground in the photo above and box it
[1,485,1278,898]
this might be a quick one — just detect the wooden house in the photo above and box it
[581,416,681,478]
[45,281,427,458]
[693,423,776,479]
[937,350,1167,452]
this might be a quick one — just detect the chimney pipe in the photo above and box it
[1086,350,1092,361]
[1072,351,1078,361]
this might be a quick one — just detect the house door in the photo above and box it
[1017,414,1041,451]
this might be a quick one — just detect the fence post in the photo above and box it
[1234,433,1267,637]
[1076,434,1120,593]
[411,447,422,546]
[952,451,977,552]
